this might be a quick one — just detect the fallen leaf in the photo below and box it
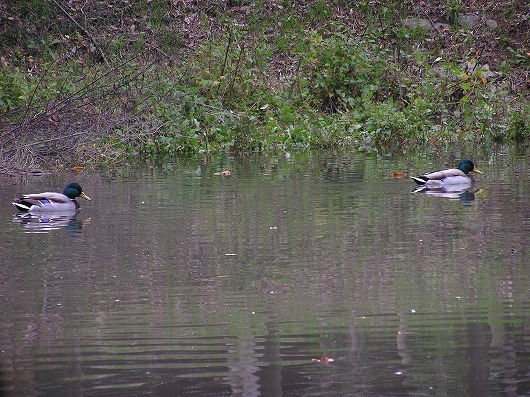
[72,166,84,172]
[391,171,405,179]
[312,356,335,364]
[214,170,231,176]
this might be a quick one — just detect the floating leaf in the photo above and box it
[391,171,405,179]
[312,356,335,364]
[214,170,231,176]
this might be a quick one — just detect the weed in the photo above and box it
[0,1,528,169]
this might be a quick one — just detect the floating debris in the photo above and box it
[391,171,405,179]
[312,356,335,364]
[214,170,231,176]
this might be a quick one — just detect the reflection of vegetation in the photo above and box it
[0,1,529,170]
[2,151,529,392]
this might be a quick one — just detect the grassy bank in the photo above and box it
[0,0,529,170]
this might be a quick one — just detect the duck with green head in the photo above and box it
[12,183,91,213]
[411,159,483,188]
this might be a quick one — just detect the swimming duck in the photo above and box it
[411,159,483,188]
[12,183,91,213]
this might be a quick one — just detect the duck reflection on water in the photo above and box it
[412,184,481,204]
[13,212,86,235]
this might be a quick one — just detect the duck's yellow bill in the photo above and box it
[80,192,92,201]
[473,168,484,175]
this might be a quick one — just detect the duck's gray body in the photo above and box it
[411,160,483,188]
[13,192,80,213]
[12,183,91,213]
[411,169,476,188]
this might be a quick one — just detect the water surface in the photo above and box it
[1,148,529,396]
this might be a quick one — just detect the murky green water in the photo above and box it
[1,148,529,396]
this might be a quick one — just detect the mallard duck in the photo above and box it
[12,183,91,213]
[411,159,483,188]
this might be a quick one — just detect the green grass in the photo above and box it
[0,0,528,169]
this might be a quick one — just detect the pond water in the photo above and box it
[0,147,529,397]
